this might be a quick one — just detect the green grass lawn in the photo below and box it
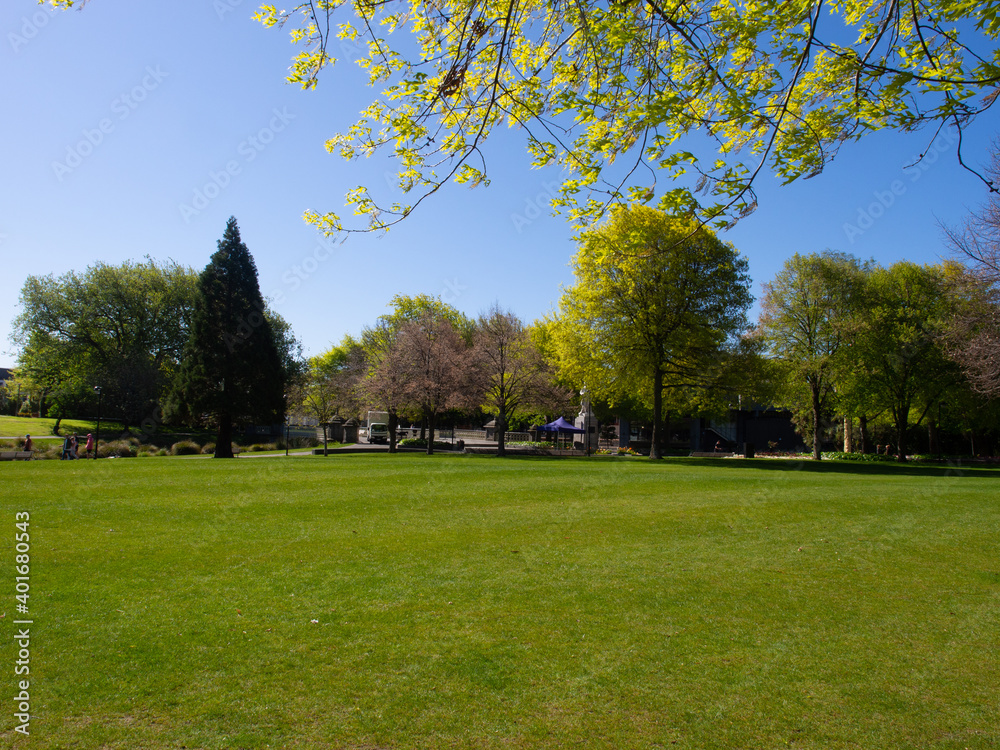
[2,455,998,748]
[0,415,125,441]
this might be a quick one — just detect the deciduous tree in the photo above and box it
[848,262,963,461]
[550,205,752,459]
[294,336,366,452]
[396,310,473,454]
[472,303,559,456]
[944,149,1000,397]
[11,258,197,431]
[359,294,472,451]
[756,252,867,460]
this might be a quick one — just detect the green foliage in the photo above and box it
[294,335,366,426]
[12,258,198,428]
[820,451,900,463]
[237,0,1000,231]
[362,294,473,357]
[550,205,752,457]
[845,261,965,459]
[756,251,868,459]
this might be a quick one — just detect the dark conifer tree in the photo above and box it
[172,217,285,457]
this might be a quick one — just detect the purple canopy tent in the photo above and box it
[537,416,584,433]
[536,416,584,450]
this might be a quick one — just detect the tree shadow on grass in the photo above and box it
[654,456,996,478]
[490,453,999,478]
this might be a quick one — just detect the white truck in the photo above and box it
[366,411,390,444]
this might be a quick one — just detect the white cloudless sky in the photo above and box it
[2,0,998,369]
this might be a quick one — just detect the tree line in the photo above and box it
[8,205,1000,460]
[9,218,298,457]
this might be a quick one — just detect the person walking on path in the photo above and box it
[61,434,73,460]
[23,434,33,452]
[85,433,95,458]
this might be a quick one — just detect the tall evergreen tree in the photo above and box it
[171,217,286,458]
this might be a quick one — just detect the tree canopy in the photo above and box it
[46,0,1000,232]
[472,303,563,456]
[12,258,198,430]
[242,0,1000,232]
[550,205,752,458]
[846,261,964,460]
[756,251,868,459]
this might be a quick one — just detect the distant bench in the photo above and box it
[0,451,34,461]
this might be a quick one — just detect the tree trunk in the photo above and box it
[496,408,507,457]
[426,411,436,455]
[927,420,939,455]
[650,366,663,460]
[895,404,909,463]
[215,413,235,458]
[859,415,872,454]
[811,382,822,461]
[323,424,329,456]
[420,416,427,441]
[388,412,398,454]
[54,416,62,435]
[843,416,853,453]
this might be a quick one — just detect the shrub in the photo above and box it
[250,443,277,452]
[98,439,139,458]
[595,446,641,456]
[821,451,899,463]
[199,443,243,456]
[39,444,63,460]
[170,440,202,456]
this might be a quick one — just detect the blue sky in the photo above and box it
[1,0,997,369]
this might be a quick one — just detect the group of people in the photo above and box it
[59,433,95,460]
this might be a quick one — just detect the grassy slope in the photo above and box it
[2,455,998,749]
[0,415,125,441]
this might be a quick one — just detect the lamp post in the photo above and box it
[93,385,102,460]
